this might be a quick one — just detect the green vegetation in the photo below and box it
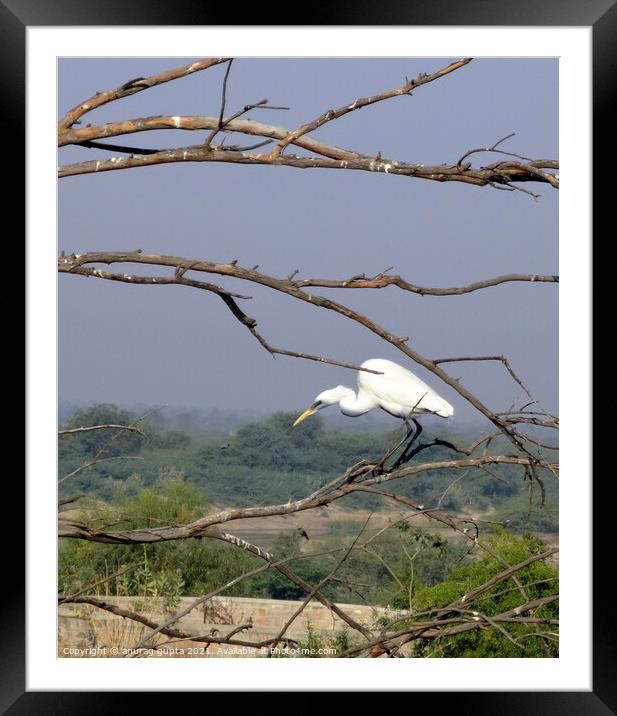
[59,477,261,599]
[58,404,558,656]
[59,480,472,611]
[409,530,559,657]
[59,404,558,528]
[270,621,362,658]
[265,530,559,658]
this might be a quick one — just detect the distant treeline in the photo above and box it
[58,404,558,532]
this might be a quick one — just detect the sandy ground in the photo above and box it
[227,504,559,566]
[60,499,558,563]
[228,504,402,539]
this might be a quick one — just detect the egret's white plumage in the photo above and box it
[293,359,453,426]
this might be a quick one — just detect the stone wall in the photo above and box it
[59,595,399,658]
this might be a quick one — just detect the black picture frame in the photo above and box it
[10,0,605,709]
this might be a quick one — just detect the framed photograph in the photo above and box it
[13,0,604,708]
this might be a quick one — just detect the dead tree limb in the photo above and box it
[57,453,557,544]
[58,58,230,132]
[58,424,145,437]
[268,58,473,158]
[58,57,558,193]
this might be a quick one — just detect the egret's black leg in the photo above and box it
[381,419,414,465]
[391,419,423,469]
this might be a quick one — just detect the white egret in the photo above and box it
[293,358,453,466]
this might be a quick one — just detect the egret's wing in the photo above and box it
[358,359,453,417]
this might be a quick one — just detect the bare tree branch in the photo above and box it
[61,262,381,376]
[433,355,537,404]
[59,406,162,485]
[58,143,558,192]
[57,453,557,544]
[269,515,373,650]
[456,134,559,191]
[59,456,144,485]
[59,560,145,605]
[124,535,371,654]
[58,58,230,133]
[294,272,558,295]
[341,586,558,657]
[269,58,473,158]
[59,114,362,160]
[59,424,145,437]
[58,57,557,196]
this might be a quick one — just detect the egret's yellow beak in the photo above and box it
[293,404,318,427]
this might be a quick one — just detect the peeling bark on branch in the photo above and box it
[58,57,558,193]
[59,144,558,191]
[57,454,557,544]
[269,58,473,158]
[58,58,230,132]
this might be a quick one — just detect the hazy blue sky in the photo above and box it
[58,57,558,426]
